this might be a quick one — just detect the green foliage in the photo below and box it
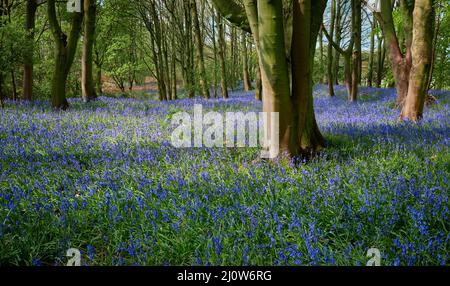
[0,16,28,81]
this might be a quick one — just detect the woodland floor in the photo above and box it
[0,85,449,266]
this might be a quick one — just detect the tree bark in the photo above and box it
[290,0,327,156]
[82,0,97,102]
[96,65,102,95]
[321,2,355,101]
[48,0,83,110]
[327,0,336,96]
[376,36,384,87]
[0,74,3,108]
[11,69,17,100]
[367,15,376,87]
[401,0,435,121]
[242,32,252,91]
[214,0,327,158]
[255,65,262,101]
[375,0,413,106]
[333,0,342,85]
[350,0,360,102]
[217,12,228,99]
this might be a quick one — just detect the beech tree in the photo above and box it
[47,0,83,109]
[401,0,435,121]
[370,0,415,107]
[82,0,97,102]
[213,0,327,157]
[363,0,436,119]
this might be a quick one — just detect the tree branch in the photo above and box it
[211,0,251,33]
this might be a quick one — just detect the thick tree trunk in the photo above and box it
[51,45,70,109]
[82,0,97,102]
[191,0,209,99]
[23,0,37,101]
[257,0,291,156]
[376,0,413,106]
[290,0,326,156]
[401,0,435,121]
[48,0,83,110]
[214,0,326,159]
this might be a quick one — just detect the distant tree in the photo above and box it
[23,0,40,101]
[191,0,210,99]
[322,0,357,101]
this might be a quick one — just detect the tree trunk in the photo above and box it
[96,65,102,95]
[217,12,228,99]
[376,0,413,106]
[51,45,70,109]
[344,53,352,98]
[426,0,441,91]
[23,0,37,101]
[171,30,177,100]
[350,0,360,101]
[242,32,252,91]
[319,28,325,84]
[214,0,327,159]
[48,0,83,110]
[367,15,376,87]
[11,70,17,101]
[82,0,97,102]
[354,0,362,84]
[243,0,262,101]
[257,0,291,156]
[401,0,435,121]
[376,37,384,87]
[0,74,4,108]
[255,66,262,101]
[212,9,218,98]
[333,0,342,85]
[290,0,327,156]
[350,51,358,101]
[327,0,336,96]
